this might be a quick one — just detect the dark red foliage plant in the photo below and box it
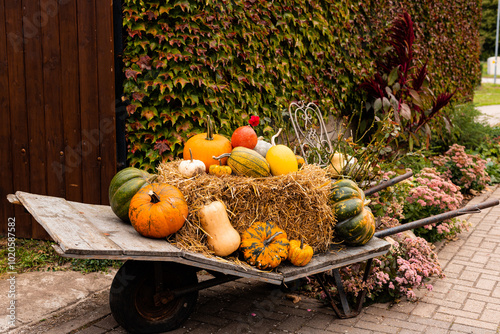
[360,11,455,155]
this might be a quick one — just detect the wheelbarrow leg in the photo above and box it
[316,258,373,319]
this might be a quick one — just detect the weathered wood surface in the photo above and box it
[16,191,391,285]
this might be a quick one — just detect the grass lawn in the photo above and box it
[0,236,122,278]
[474,83,500,106]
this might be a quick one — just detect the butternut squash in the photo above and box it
[199,201,241,256]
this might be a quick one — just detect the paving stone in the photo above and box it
[411,302,437,318]
[475,277,497,291]
[493,285,500,298]
[325,323,370,334]
[93,315,118,330]
[303,313,334,330]
[452,318,498,331]
[459,270,480,282]
[479,308,500,323]
[462,299,485,313]
[443,263,464,275]
[74,326,107,334]
[276,315,310,332]
[432,312,456,323]
[445,289,469,304]
[354,319,399,333]
[407,315,451,329]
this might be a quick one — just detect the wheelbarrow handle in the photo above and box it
[374,198,500,239]
[364,171,413,197]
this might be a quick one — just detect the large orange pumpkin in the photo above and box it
[129,183,188,239]
[183,116,232,172]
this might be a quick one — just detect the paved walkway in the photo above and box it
[7,186,499,334]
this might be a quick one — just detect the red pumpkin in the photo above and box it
[129,183,188,239]
[231,125,258,149]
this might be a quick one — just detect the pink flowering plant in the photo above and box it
[335,235,444,302]
[431,144,490,194]
[402,167,467,242]
[369,170,412,230]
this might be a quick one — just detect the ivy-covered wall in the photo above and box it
[122,0,481,171]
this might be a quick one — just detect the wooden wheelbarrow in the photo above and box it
[7,172,498,334]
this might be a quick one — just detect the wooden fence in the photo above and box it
[0,0,117,239]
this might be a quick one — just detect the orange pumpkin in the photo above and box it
[129,183,188,239]
[240,222,289,270]
[183,116,232,172]
[288,239,314,266]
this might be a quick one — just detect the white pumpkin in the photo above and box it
[253,137,273,157]
[179,148,206,177]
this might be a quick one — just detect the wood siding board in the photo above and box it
[23,0,50,239]
[77,0,101,205]
[59,0,83,204]
[96,0,116,205]
[0,0,14,234]
[5,0,32,238]
[40,0,65,204]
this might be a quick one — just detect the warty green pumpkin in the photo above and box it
[213,147,270,178]
[335,207,375,246]
[108,167,155,222]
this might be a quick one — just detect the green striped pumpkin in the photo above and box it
[108,167,154,222]
[330,178,366,223]
[215,147,270,178]
[330,178,365,202]
[335,207,375,246]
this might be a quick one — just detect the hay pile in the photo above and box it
[157,161,336,254]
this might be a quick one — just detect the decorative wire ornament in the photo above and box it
[288,101,333,167]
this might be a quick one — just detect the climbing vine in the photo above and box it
[122,0,480,171]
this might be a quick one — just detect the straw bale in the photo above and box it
[157,161,336,254]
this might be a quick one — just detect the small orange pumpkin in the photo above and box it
[183,116,232,172]
[240,222,289,270]
[288,239,314,266]
[129,183,188,239]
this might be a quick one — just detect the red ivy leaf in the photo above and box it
[154,139,172,154]
[125,69,141,81]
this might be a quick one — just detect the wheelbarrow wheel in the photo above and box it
[109,261,198,334]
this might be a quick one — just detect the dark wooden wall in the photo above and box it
[0,0,117,239]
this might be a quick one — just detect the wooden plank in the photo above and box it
[15,191,122,255]
[0,0,14,234]
[24,0,49,239]
[5,0,32,238]
[77,0,101,205]
[278,237,391,282]
[69,201,183,257]
[96,0,116,205]
[182,250,284,284]
[6,194,20,205]
[52,245,284,285]
[59,0,83,204]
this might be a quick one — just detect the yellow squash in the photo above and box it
[265,128,298,176]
